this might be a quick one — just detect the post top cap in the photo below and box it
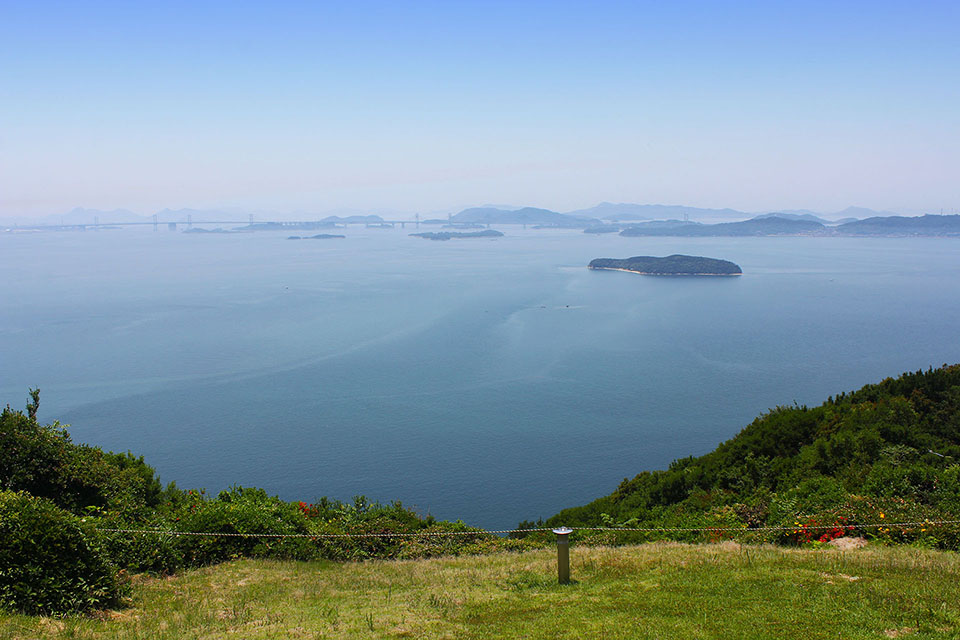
[552,527,573,535]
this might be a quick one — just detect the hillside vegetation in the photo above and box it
[0,393,530,615]
[546,365,960,546]
[4,365,960,617]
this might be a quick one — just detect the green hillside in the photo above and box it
[546,365,960,545]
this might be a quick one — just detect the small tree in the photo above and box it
[26,387,39,420]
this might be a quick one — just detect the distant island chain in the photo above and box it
[9,204,960,238]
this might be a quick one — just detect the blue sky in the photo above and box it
[2,0,958,216]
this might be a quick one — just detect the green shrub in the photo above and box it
[0,396,166,520]
[0,404,72,502]
[94,521,184,575]
[931,464,960,512]
[0,491,125,615]
[171,487,315,566]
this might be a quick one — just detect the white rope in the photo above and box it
[573,520,960,532]
[96,527,555,538]
[95,520,960,539]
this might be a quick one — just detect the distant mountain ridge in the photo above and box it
[752,212,832,224]
[450,207,593,227]
[836,214,960,236]
[834,206,900,219]
[620,216,825,237]
[614,214,960,237]
[567,202,745,221]
[0,203,931,227]
[565,203,907,223]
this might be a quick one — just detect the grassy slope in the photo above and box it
[2,543,959,639]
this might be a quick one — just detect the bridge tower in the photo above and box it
[152,214,158,231]
[187,213,193,228]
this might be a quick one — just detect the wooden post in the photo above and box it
[553,527,573,584]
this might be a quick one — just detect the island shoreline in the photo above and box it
[588,266,742,276]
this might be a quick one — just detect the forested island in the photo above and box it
[410,230,504,241]
[182,227,234,234]
[588,254,742,276]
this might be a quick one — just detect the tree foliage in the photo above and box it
[0,392,535,614]
[548,365,960,544]
[0,397,168,519]
[0,491,125,615]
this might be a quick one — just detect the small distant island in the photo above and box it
[183,227,234,234]
[589,254,742,276]
[287,234,346,240]
[410,230,504,241]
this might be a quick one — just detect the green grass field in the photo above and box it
[2,542,959,639]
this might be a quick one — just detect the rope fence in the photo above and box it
[96,527,552,538]
[96,519,960,539]
[94,519,960,585]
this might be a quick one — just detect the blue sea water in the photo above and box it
[2,226,960,528]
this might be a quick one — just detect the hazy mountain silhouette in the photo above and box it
[567,202,746,221]
[451,207,592,226]
[752,212,832,224]
[836,214,960,236]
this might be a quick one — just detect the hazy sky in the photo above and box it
[2,0,958,217]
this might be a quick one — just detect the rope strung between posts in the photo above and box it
[573,519,960,532]
[95,527,555,538]
[95,519,960,539]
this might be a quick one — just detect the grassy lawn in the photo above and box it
[2,542,959,639]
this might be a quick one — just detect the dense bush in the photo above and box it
[95,520,185,575]
[164,492,529,566]
[302,499,511,560]
[0,396,168,519]
[90,491,534,575]
[0,401,72,501]
[170,487,316,566]
[0,491,125,615]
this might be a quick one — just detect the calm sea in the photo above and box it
[3,226,959,528]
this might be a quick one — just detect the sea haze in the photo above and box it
[2,228,960,528]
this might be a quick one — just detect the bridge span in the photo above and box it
[6,218,428,232]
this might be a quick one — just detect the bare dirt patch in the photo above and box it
[828,536,868,550]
